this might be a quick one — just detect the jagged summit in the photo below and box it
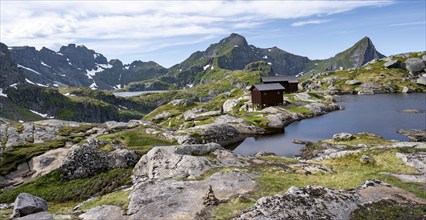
[217,33,249,47]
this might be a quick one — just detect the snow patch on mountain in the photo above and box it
[18,64,42,75]
[0,89,7,98]
[29,109,54,119]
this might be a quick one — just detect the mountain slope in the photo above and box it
[7,44,167,90]
[303,37,385,75]
[172,33,309,75]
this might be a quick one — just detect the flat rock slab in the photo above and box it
[80,205,127,220]
[128,170,256,220]
[132,143,247,181]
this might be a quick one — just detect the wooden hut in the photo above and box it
[261,76,298,93]
[250,83,285,108]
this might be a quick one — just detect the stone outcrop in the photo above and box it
[128,170,256,220]
[405,58,426,74]
[0,120,76,149]
[397,129,426,142]
[132,143,246,181]
[60,139,137,180]
[332,133,354,141]
[12,193,48,218]
[214,115,265,134]
[182,123,242,145]
[358,82,383,95]
[235,180,425,220]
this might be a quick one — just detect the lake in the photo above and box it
[113,90,168,97]
[233,93,426,157]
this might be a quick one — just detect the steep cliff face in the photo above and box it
[0,43,24,89]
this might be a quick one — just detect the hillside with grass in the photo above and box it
[300,52,426,94]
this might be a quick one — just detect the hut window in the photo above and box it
[277,91,280,94]
[263,92,266,96]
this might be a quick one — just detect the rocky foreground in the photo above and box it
[0,116,425,219]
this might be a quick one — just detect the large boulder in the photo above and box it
[182,123,242,145]
[132,143,246,181]
[235,180,426,220]
[12,193,48,218]
[128,170,256,220]
[60,139,137,180]
[405,58,425,74]
[383,59,402,69]
[358,83,383,95]
[416,76,426,86]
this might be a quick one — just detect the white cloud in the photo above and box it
[0,0,394,66]
[291,19,332,27]
[389,21,426,27]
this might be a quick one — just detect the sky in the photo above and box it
[1,0,425,68]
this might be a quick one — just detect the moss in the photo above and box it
[350,200,426,220]
[0,209,12,220]
[57,124,94,136]
[78,189,130,212]
[0,168,132,203]
[307,92,324,100]
[0,138,67,175]
[240,113,270,128]
[287,106,312,115]
[49,202,79,215]
[97,130,176,156]
[213,196,256,220]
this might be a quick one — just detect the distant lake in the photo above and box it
[233,93,426,157]
[113,90,168,97]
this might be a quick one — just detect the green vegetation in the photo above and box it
[0,168,132,203]
[97,130,176,156]
[0,138,67,175]
[287,106,312,115]
[78,189,130,212]
[350,200,426,220]
[57,124,94,136]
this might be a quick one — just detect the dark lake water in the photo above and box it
[233,93,426,157]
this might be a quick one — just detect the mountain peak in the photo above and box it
[218,33,248,47]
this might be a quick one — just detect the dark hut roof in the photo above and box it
[250,83,285,91]
[261,76,298,83]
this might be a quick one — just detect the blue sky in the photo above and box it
[1,0,425,67]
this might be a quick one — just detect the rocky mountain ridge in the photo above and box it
[5,43,167,90]
[2,34,385,91]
